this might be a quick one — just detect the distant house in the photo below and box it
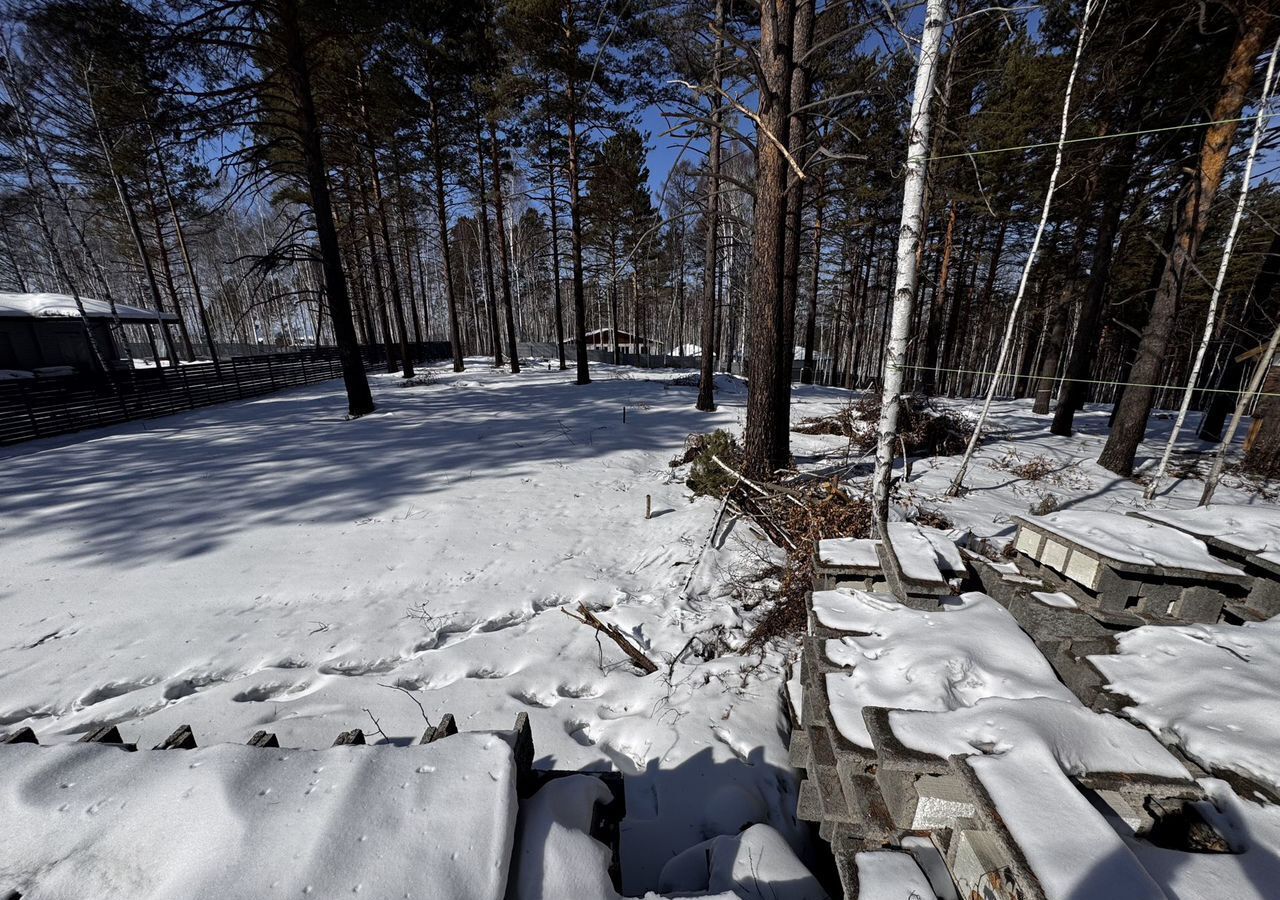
[0,292,179,374]
[563,328,664,355]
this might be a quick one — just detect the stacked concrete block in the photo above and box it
[1129,508,1280,623]
[1012,514,1250,624]
[792,528,1234,900]
[814,537,885,591]
[874,521,964,610]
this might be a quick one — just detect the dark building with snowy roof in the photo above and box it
[0,292,178,374]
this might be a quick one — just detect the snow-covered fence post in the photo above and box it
[1145,31,1280,502]
[948,0,1098,497]
[872,0,948,523]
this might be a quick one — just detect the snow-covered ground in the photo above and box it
[0,359,818,896]
[1,357,1274,897]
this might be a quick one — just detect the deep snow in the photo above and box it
[2,356,1276,898]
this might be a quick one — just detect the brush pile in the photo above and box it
[794,394,977,457]
[676,434,875,647]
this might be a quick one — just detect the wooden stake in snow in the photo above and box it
[1145,31,1280,502]
[645,494,652,519]
[873,0,948,522]
[1200,322,1280,506]
[948,0,1098,497]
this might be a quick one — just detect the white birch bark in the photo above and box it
[1145,31,1280,501]
[1200,322,1280,506]
[948,0,1097,496]
[872,0,948,522]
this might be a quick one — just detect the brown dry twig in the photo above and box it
[562,604,659,675]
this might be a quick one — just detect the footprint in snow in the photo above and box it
[318,657,401,676]
[232,680,304,703]
[78,678,161,708]
[556,682,602,700]
[466,666,510,680]
[564,720,596,747]
[511,689,558,709]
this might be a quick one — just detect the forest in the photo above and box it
[1,0,1278,507]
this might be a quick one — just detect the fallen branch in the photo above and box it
[562,603,658,675]
[679,479,738,600]
[711,454,807,507]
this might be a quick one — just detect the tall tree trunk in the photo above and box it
[920,200,958,394]
[1146,32,1279,499]
[489,123,521,373]
[358,69,413,378]
[742,0,797,478]
[774,0,815,446]
[145,182,196,361]
[474,124,504,366]
[147,117,220,374]
[1099,4,1272,476]
[278,0,372,415]
[696,0,725,411]
[949,0,1095,495]
[427,88,465,372]
[1199,232,1280,440]
[546,82,568,371]
[565,67,590,385]
[871,0,947,519]
[800,190,823,384]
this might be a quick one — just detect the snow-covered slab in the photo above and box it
[969,744,1168,900]
[1091,617,1280,794]
[821,591,1075,748]
[889,698,1191,900]
[0,734,518,900]
[0,291,178,322]
[854,850,938,900]
[1133,505,1280,559]
[888,696,1189,781]
[884,522,949,585]
[1014,511,1247,584]
[816,537,881,570]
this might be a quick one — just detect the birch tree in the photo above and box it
[947,0,1098,497]
[1144,30,1280,501]
[871,0,947,521]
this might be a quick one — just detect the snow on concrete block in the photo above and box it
[853,849,938,900]
[1091,616,1280,796]
[821,591,1074,749]
[0,734,519,899]
[1015,511,1246,581]
[817,537,881,570]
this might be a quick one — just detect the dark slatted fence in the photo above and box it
[0,343,451,446]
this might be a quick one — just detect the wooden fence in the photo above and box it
[0,343,451,447]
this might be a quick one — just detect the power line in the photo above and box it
[890,362,1280,399]
[925,111,1280,163]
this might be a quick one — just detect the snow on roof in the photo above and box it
[1133,505,1280,558]
[0,291,178,323]
[817,590,1076,748]
[1091,616,1280,795]
[1022,510,1245,576]
[0,734,517,899]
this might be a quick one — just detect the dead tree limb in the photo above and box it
[562,604,658,675]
